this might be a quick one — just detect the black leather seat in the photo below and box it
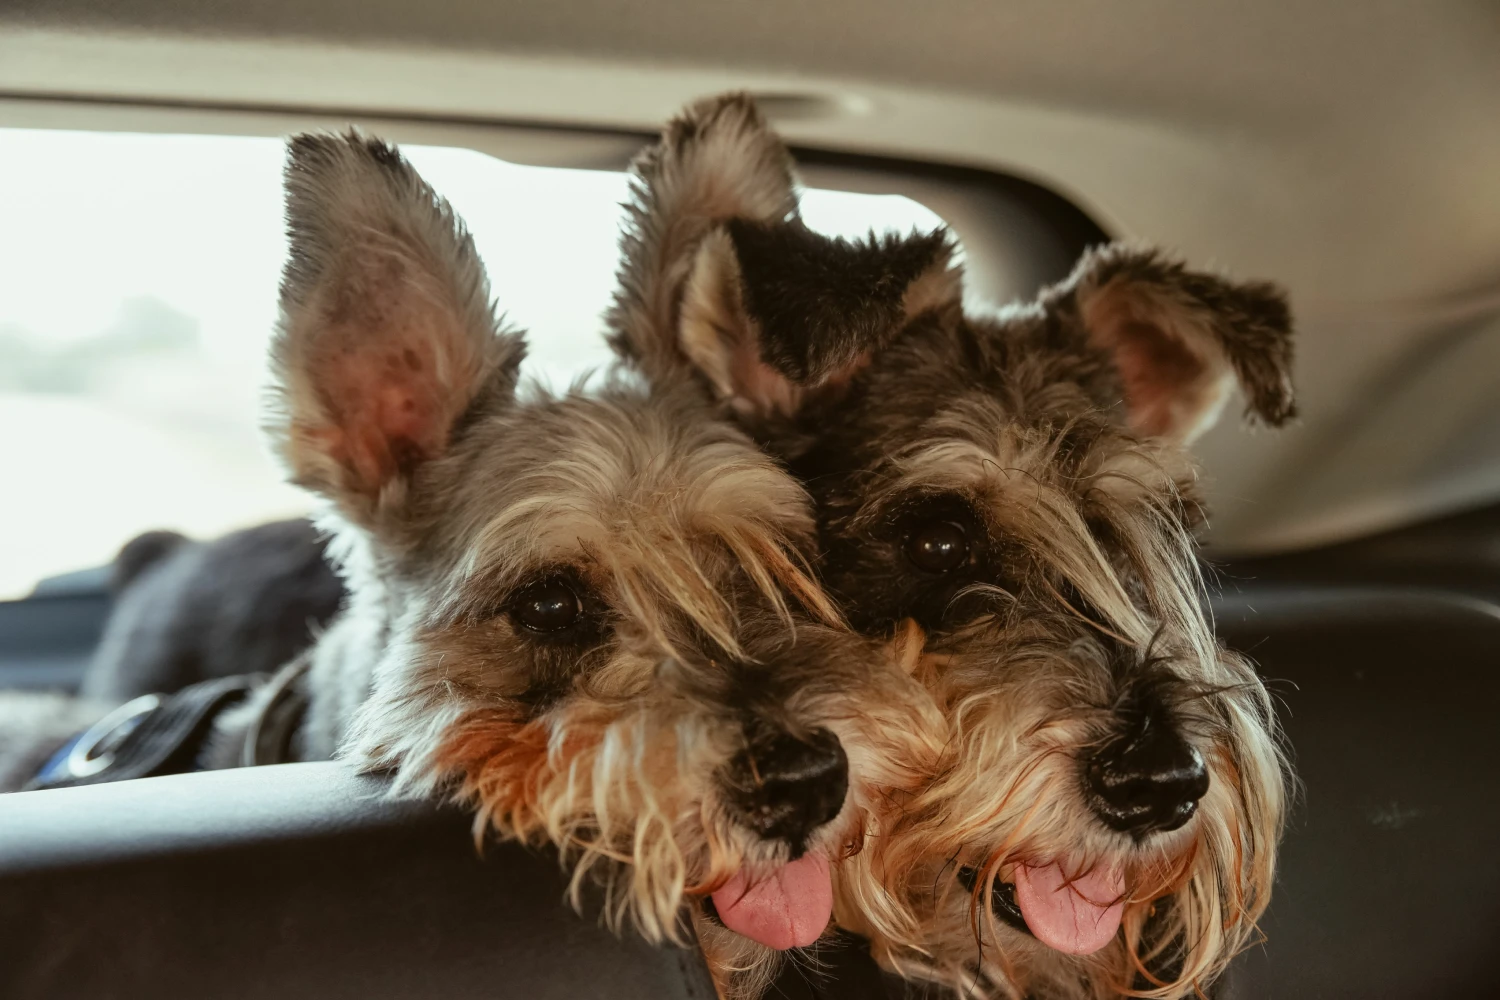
[1214,584,1500,998]
[0,762,718,1000]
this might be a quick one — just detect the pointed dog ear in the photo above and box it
[1057,245,1295,443]
[609,92,797,392]
[268,131,524,523]
[609,91,961,419]
[680,220,959,418]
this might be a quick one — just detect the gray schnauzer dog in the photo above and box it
[1,129,948,1000]
[609,93,1294,999]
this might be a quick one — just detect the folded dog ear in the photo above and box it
[610,91,960,419]
[681,220,959,418]
[1061,245,1295,444]
[267,131,524,519]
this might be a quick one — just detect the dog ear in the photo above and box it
[610,91,960,418]
[1061,245,1295,444]
[267,131,524,519]
[680,219,959,418]
[609,92,799,394]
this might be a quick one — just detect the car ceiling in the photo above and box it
[3,0,1499,555]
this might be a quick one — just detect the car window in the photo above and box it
[0,129,948,598]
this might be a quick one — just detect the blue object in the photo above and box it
[32,731,87,787]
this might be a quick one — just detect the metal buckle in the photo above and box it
[65,693,162,779]
[242,654,311,767]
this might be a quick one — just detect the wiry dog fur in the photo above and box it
[189,129,944,1000]
[0,123,947,998]
[609,93,1293,999]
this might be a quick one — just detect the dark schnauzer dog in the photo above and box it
[2,520,341,789]
[1,129,947,999]
[81,519,344,702]
[609,93,1293,999]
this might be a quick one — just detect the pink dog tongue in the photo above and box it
[710,852,832,950]
[1012,861,1125,955]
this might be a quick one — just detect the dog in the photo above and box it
[1,128,947,1000]
[5,520,342,798]
[608,93,1293,999]
[81,519,344,701]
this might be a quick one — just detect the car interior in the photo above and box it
[2,3,1498,998]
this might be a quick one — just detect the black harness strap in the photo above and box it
[27,675,258,791]
[242,654,312,768]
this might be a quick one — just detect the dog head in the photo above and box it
[610,93,1292,998]
[265,130,943,997]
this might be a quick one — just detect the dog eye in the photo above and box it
[904,520,970,574]
[510,579,582,633]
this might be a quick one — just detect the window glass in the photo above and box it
[0,129,947,597]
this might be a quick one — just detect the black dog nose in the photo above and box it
[722,725,848,853]
[1084,702,1209,838]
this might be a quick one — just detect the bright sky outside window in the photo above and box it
[0,129,949,598]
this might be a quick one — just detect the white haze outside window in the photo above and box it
[0,129,949,598]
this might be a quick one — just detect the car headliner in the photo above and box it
[3,0,1498,555]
